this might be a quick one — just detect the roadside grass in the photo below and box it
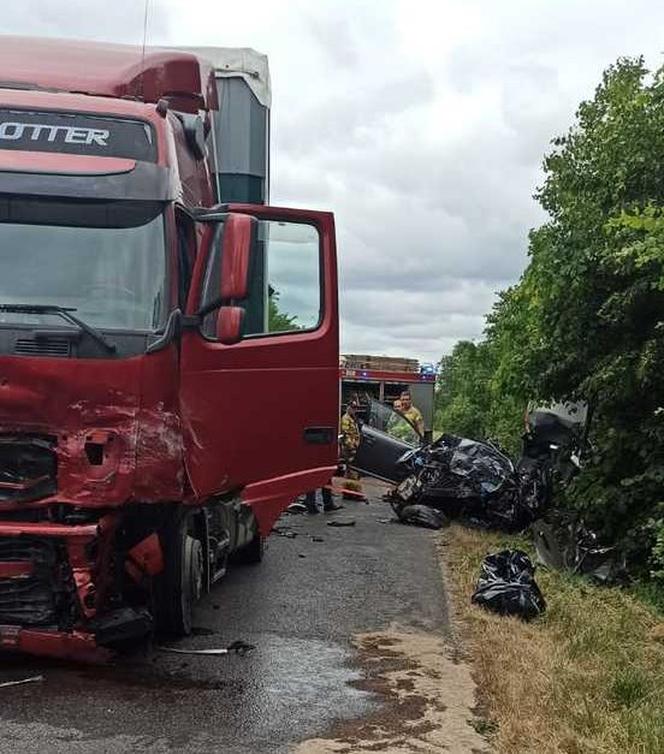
[440,524,664,754]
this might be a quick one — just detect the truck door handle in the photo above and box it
[303,427,335,445]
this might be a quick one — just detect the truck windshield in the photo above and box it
[0,198,166,332]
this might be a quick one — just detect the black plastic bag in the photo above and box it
[471,549,546,621]
[397,504,449,530]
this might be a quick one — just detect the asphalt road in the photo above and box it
[0,483,450,753]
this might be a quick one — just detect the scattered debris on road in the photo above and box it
[312,536,325,543]
[0,675,44,689]
[471,549,546,621]
[272,525,299,538]
[157,640,255,657]
[287,502,308,515]
[326,518,356,527]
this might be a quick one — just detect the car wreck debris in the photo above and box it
[357,398,587,534]
[286,503,308,515]
[471,549,546,621]
[0,674,44,689]
[157,639,255,656]
[532,512,628,585]
[272,525,299,538]
[396,504,449,530]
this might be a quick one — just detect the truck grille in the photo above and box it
[14,337,71,357]
[0,537,59,626]
[0,435,57,504]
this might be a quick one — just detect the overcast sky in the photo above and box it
[4,1,664,362]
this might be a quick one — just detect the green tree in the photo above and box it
[268,288,300,332]
[434,339,524,452]
[520,58,664,572]
[435,341,493,439]
[436,58,664,577]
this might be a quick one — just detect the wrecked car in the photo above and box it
[351,400,544,529]
[387,434,538,530]
[354,396,592,530]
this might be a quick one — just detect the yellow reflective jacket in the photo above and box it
[402,406,424,435]
[340,411,360,458]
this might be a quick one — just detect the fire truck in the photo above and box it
[340,354,436,438]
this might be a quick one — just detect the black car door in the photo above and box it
[352,400,420,483]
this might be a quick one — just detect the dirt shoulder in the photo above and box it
[294,625,490,754]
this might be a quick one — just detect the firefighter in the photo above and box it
[340,397,364,500]
[341,397,361,461]
[304,485,341,514]
[399,390,424,437]
[303,398,362,513]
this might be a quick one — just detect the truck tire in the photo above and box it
[240,528,265,564]
[155,511,204,636]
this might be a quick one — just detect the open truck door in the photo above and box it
[180,205,339,534]
[352,399,420,483]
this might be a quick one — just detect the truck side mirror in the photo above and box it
[220,213,256,301]
[196,213,257,336]
[216,306,245,345]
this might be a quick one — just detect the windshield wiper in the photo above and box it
[0,304,116,354]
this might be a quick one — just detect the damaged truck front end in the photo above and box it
[0,342,186,660]
[0,196,339,663]
[0,115,188,658]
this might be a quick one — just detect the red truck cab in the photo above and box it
[0,37,339,660]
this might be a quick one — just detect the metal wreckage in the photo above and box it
[353,399,625,585]
[387,432,548,531]
[352,399,582,531]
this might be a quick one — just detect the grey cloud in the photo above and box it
[304,13,360,69]
[337,281,498,361]
[340,283,500,327]
[2,0,664,362]
[1,1,170,45]
[275,71,435,153]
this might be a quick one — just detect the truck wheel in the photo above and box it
[155,512,204,636]
[242,529,265,564]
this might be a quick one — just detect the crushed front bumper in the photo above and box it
[0,624,110,663]
[0,518,112,663]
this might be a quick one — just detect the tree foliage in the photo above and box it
[434,340,523,452]
[268,288,300,332]
[435,58,664,578]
